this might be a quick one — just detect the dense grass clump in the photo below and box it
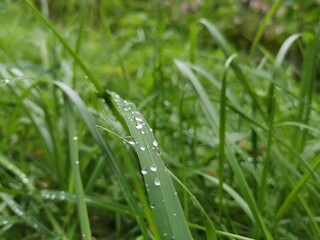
[0,1,319,239]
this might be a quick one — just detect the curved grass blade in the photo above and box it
[0,194,57,239]
[53,81,150,239]
[275,153,320,221]
[174,59,272,239]
[199,19,266,121]
[0,154,34,191]
[197,171,254,222]
[108,91,194,240]
[249,0,285,57]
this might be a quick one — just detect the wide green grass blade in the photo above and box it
[53,81,150,239]
[108,91,194,240]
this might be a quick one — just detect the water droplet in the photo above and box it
[123,105,131,111]
[132,111,139,115]
[150,128,153,132]
[154,178,161,186]
[72,136,78,141]
[152,140,158,147]
[163,99,171,106]
[141,131,145,135]
[136,122,143,129]
[75,161,79,165]
[140,146,146,151]
[163,232,167,237]
[84,75,88,79]
[124,136,135,145]
[156,148,161,156]
[2,220,8,225]
[150,164,157,172]
[150,203,155,209]
[135,117,143,122]
[141,168,147,175]
[58,192,66,200]
[21,177,29,183]
[173,213,177,216]
[174,192,178,196]
[5,79,10,84]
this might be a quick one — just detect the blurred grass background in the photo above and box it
[0,0,320,239]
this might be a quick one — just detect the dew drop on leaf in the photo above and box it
[123,105,131,111]
[141,168,147,175]
[154,178,161,186]
[152,140,158,147]
[140,146,146,151]
[150,164,157,172]
[135,117,143,122]
[136,122,143,129]
[156,148,161,156]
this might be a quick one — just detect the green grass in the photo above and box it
[0,1,320,239]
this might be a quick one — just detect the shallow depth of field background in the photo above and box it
[0,1,320,240]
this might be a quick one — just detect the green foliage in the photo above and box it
[0,0,319,239]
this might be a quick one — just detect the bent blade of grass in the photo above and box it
[174,59,219,134]
[275,153,320,221]
[249,0,285,58]
[53,81,150,239]
[108,91,194,240]
[295,26,320,149]
[0,154,34,191]
[199,19,266,121]
[64,99,91,240]
[274,33,301,69]
[0,193,57,238]
[197,171,254,222]
[174,60,272,239]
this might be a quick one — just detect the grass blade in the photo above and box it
[199,19,266,121]
[275,153,320,220]
[64,100,92,240]
[108,91,194,240]
[53,81,150,239]
[174,59,272,239]
[23,0,103,93]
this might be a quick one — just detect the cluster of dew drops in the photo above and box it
[111,92,164,187]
